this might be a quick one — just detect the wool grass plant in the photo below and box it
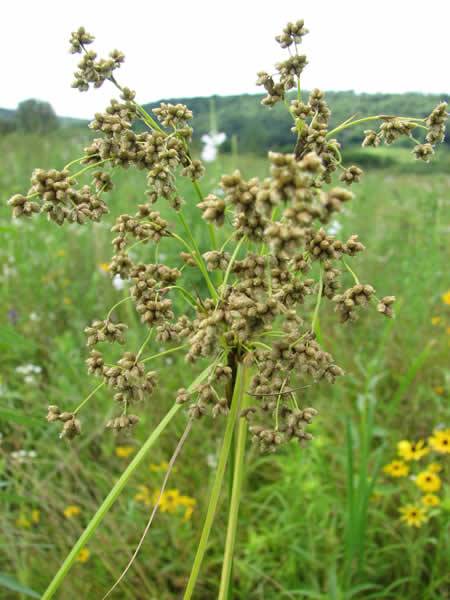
[8,18,448,599]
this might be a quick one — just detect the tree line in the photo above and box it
[1,92,448,154]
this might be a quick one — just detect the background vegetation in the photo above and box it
[0,92,449,598]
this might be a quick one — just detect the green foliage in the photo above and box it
[15,99,59,134]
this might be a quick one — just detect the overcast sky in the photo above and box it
[2,0,449,118]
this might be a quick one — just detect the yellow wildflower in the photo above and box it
[149,461,172,473]
[383,460,409,477]
[16,510,40,528]
[415,470,441,492]
[422,494,440,507]
[397,439,429,461]
[157,489,182,513]
[134,485,152,506]
[427,462,442,473]
[115,446,135,458]
[64,505,81,518]
[63,297,72,305]
[57,249,66,257]
[15,515,31,528]
[98,262,110,273]
[31,509,40,524]
[433,386,444,395]
[76,548,90,563]
[399,504,428,527]
[431,316,441,325]
[428,429,450,454]
[135,485,195,520]
[442,291,450,305]
[179,495,196,521]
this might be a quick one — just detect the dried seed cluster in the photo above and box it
[362,102,448,161]
[9,21,446,451]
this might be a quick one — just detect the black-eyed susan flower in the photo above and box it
[399,504,428,527]
[415,470,441,492]
[442,291,450,305]
[397,439,429,461]
[64,505,81,518]
[158,489,182,513]
[422,494,440,507]
[428,429,450,454]
[383,460,409,477]
[431,316,442,325]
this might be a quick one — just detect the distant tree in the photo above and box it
[0,118,16,135]
[16,99,59,133]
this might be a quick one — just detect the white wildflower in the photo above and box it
[112,274,126,291]
[16,364,42,376]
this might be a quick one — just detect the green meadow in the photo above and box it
[0,130,449,599]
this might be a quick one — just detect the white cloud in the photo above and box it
[2,0,448,118]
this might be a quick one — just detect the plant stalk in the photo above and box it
[218,375,249,600]
[183,359,247,600]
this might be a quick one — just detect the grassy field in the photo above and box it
[0,131,449,599]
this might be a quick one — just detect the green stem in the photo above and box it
[311,268,323,335]
[166,285,198,309]
[64,155,95,170]
[41,403,181,600]
[108,74,166,135]
[191,180,218,251]
[342,258,360,285]
[221,236,246,292]
[176,212,219,301]
[183,361,247,600]
[106,296,133,320]
[136,328,154,360]
[327,114,425,138]
[218,373,250,600]
[141,344,187,364]
[71,159,110,179]
[73,381,105,415]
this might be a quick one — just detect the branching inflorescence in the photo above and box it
[8,20,448,599]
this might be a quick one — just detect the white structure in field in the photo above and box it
[201,131,227,162]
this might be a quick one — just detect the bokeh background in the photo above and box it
[1,1,449,598]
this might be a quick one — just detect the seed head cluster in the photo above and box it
[8,21,446,450]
